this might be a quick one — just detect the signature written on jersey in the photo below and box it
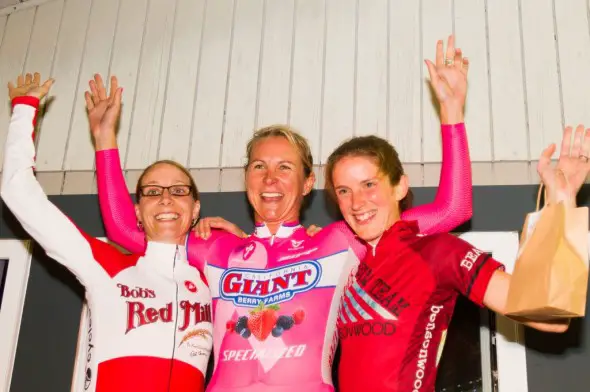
[219,261,322,307]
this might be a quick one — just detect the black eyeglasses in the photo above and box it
[139,185,192,198]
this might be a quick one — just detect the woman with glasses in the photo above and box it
[1,73,213,392]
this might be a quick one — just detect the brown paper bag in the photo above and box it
[505,175,589,320]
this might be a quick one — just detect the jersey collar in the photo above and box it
[143,241,189,278]
[253,221,302,239]
[368,220,419,255]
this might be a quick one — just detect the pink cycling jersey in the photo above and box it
[94,123,472,391]
[2,97,213,392]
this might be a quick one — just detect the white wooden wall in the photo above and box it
[0,0,588,194]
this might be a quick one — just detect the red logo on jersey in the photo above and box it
[185,280,197,292]
[125,301,212,334]
[117,283,156,299]
[243,242,256,260]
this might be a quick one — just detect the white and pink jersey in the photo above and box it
[198,221,364,392]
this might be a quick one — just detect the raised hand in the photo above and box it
[424,35,469,124]
[84,74,122,150]
[537,125,590,205]
[194,217,247,240]
[8,73,54,101]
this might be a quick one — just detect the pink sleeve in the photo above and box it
[401,123,472,234]
[96,149,210,268]
[95,149,147,254]
[325,221,367,260]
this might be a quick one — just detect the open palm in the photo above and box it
[85,74,122,140]
[8,73,54,101]
[424,35,468,114]
[537,125,590,202]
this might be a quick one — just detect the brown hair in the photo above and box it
[135,160,200,202]
[245,125,314,178]
[324,135,413,211]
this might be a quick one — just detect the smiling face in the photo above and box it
[245,136,315,231]
[135,162,200,245]
[332,155,408,244]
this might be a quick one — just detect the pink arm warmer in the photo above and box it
[95,149,147,254]
[95,149,209,269]
[401,123,472,234]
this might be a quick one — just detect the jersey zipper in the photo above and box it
[167,245,180,392]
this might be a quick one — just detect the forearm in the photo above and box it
[401,122,472,234]
[95,148,147,253]
[517,318,570,333]
[1,98,99,280]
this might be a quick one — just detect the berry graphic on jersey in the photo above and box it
[248,302,280,341]
[234,316,248,334]
[293,308,306,324]
[276,315,295,330]
[272,326,284,337]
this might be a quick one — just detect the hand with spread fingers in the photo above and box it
[424,35,469,124]
[85,73,122,150]
[537,125,590,205]
[8,72,54,101]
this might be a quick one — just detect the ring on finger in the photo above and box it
[580,155,589,163]
[444,58,454,66]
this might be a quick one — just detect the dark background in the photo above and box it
[1,185,589,391]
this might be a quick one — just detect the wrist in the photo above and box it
[440,105,464,125]
[93,132,117,151]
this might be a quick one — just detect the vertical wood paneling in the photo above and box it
[520,0,562,158]
[320,0,356,163]
[189,0,234,168]
[63,0,119,171]
[454,0,492,161]
[0,15,7,45]
[487,0,528,160]
[355,0,387,138]
[255,0,294,128]
[554,0,590,125]
[23,0,63,156]
[23,1,62,79]
[220,0,264,167]
[35,0,90,171]
[108,0,148,161]
[0,8,35,171]
[157,0,206,163]
[124,0,176,170]
[289,0,325,164]
[421,0,452,162]
[389,0,421,163]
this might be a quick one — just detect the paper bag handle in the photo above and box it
[535,168,571,211]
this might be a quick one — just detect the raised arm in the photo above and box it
[1,75,116,284]
[402,35,472,234]
[88,74,211,268]
[88,74,146,254]
[483,124,590,332]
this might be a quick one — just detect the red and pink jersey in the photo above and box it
[1,97,213,392]
[94,123,472,391]
[337,220,504,392]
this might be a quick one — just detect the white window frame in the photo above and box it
[459,232,527,392]
[0,239,32,392]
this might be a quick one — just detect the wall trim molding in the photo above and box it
[0,0,56,16]
[6,160,558,195]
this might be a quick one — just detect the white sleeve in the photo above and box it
[1,100,106,285]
